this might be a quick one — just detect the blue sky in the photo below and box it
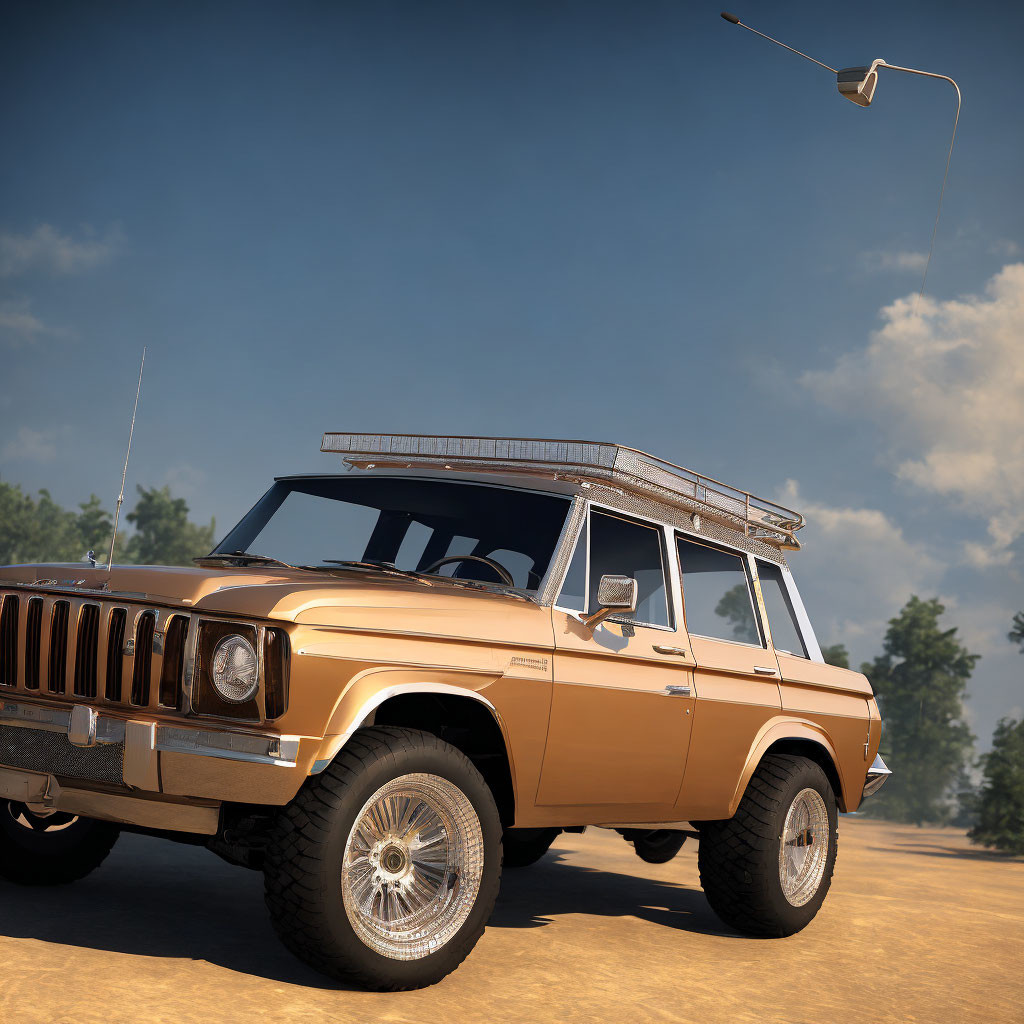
[2,1,1021,748]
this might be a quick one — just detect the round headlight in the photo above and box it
[210,634,259,703]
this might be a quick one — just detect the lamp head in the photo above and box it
[837,60,884,106]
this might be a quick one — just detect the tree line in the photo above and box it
[821,597,1023,855]
[0,480,215,567]
[1,479,1021,853]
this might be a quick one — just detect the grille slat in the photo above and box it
[24,598,43,690]
[105,608,127,702]
[158,616,188,709]
[47,601,70,694]
[0,595,17,687]
[74,604,100,699]
[130,612,156,707]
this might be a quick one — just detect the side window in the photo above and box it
[756,561,808,658]
[588,511,671,627]
[677,536,761,645]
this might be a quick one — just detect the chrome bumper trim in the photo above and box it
[0,698,298,770]
[862,753,892,799]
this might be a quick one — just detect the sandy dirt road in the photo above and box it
[0,817,1021,1024]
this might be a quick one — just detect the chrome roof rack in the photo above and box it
[321,433,805,550]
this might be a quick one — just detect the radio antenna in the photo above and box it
[107,347,146,571]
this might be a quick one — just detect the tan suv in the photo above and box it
[0,434,890,989]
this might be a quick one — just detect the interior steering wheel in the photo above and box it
[419,554,516,587]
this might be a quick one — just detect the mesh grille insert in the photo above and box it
[0,724,125,786]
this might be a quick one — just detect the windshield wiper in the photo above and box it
[310,560,436,585]
[194,550,299,569]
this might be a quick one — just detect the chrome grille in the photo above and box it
[0,723,125,786]
[0,590,191,716]
[0,594,16,687]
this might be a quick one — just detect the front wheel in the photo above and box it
[264,726,502,990]
[698,754,838,937]
[0,801,119,885]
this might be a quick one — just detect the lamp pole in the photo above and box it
[720,12,961,314]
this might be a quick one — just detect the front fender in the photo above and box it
[310,666,508,774]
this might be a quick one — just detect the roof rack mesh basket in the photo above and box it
[321,433,804,550]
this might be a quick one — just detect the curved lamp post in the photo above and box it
[720,12,961,310]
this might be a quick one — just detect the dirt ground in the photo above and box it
[0,817,1021,1024]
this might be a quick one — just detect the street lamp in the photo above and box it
[720,12,961,309]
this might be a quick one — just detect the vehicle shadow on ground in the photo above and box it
[0,836,732,989]
[494,850,731,937]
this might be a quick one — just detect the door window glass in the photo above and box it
[677,537,761,645]
[757,561,808,657]
[588,511,670,627]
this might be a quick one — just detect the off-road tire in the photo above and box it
[502,827,560,868]
[698,754,838,937]
[622,828,688,864]
[263,726,502,990]
[0,802,119,885]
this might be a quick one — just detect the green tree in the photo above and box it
[1010,612,1024,652]
[861,596,978,824]
[124,485,215,565]
[714,583,759,644]
[821,643,850,669]
[969,718,1024,855]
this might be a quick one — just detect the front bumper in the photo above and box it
[0,696,314,833]
[861,753,892,800]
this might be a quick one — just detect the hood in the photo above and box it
[0,561,536,625]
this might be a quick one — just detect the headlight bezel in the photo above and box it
[191,619,291,722]
[210,633,259,704]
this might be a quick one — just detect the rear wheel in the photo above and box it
[0,801,120,885]
[698,754,838,937]
[502,827,560,868]
[263,726,502,990]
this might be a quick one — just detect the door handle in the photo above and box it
[753,665,778,676]
[653,645,688,657]
[664,684,692,696]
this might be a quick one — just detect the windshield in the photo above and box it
[212,476,570,591]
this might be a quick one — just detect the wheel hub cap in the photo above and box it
[342,773,484,961]
[778,788,829,907]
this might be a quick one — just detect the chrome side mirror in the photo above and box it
[582,574,638,630]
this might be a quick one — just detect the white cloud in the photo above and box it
[802,263,1024,565]
[861,249,928,273]
[1,426,57,463]
[0,302,49,340]
[0,224,121,277]
[0,299,70,346]
[778,480,945,652]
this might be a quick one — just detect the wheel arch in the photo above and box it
[728,720,851,816]
[313,679,517,828]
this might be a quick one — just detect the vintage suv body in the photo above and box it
[0,434,890,989]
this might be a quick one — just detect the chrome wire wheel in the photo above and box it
[778,787,830,907]
[6,802,79,834]
[341,772,484,961]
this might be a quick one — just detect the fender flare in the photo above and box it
[310,677,508,777]
[727,718,849,817]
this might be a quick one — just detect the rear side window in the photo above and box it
[757,561,808,658]
[677,537,761,645]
